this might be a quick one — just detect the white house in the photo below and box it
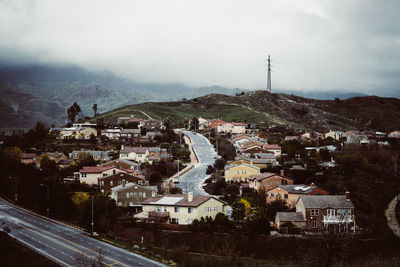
[134,193,227,225]
[76,166,128,185]
[217,122,246,134]
[119,146,149,163]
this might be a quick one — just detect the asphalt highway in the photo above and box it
[0,198,166,267]
[177,131,217,195]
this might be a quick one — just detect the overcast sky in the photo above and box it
[0,0,399,95]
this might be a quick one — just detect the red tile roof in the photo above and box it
[79,166,114,173]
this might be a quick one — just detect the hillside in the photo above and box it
[94,91,400,132]
[0,63,244,129]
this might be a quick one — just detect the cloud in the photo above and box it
[0,0,399,95]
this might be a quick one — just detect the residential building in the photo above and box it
[98,173,147,195]
[120,129,141,143]
[57,159,77,168]
[76,166,128,185]
[59,126,97,140]
[263,144,282,157]
[134,193,227,225]
[111,182,157,209]
[275,212,307,229]
[147,147,170,162]
[140,119,163,130]
[224,162,260,183]
[119,146,149,163]
[101,159,140,172]
[324,130,347,141]
[248,171,294,191]
[100,128,122,140]
[206,119,226,130]
[69,150,111,162]
[20,153,37,165]
[389,130,400,138]
[217,122,246,134]
[276,193,355,232]
[266,184,329,208]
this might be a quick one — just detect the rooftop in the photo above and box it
[299,195,354,209]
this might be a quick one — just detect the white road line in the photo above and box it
[8,233,73,267]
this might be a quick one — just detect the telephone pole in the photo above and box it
[266,54,271,91]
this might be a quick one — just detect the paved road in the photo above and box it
[177,131,217,195]
[0,199,166,267]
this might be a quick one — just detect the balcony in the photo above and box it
[149,211,170,218]
[323,215,353,224]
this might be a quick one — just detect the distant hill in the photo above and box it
[94,91,400,132]
[0,63,243,129]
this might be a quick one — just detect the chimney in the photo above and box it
[345,191,350,201]
[122,179,126,187]
[280,169,285,176]
[188,191,193,202]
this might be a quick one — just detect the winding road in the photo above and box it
[177,131,218,195]
[0,198,166,267]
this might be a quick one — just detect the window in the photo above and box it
[311,221,317,228]
[81,173,87,178]
[143,192,146,198]
[113,170,116,175]
[338,209,351,216]
[310,209,319,216]
[133,192,137,196]
[188,207,193,214]
[103,173,107,177]
[139,192,142,197]
[129,202,133,207]
[118,180,122,185]
[270,193,275,197]
[174,207,180,213]
[110,181,113,186]
[327,209,335,217]
[284,194,288,199]
[100,181,104,186]
[163,206,167,212]
[126,192,129,198]
[157,206,161,212]
[187,219,193,224]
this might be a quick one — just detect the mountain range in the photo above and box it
[0,63,396,132]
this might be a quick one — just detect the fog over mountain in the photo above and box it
[0,0,399,97]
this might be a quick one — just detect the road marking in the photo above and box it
[11,222,119,267]
[8,232,73,267]
[18,222,129,267]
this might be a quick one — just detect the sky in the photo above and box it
[0,0,399,96]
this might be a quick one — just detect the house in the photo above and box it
[59,126,97,140]
[100,128,122,140]
[120,129,141,143]
[35,152,68,167]
[57,159,77,168]
[389,130,400,138]
[276,193,355,232]
[217,122,246,134]
[76,166,128,185]
[98,172,147,194]
[101,159,140,172]
[20,153,37,165]
[224,162,260,183]
[69,150,111,162]
[111,182,158,210]
[147,147,170,162]
[324,130,347,141]
[275,212,307,229]
[240,147,276,159]
[119,146,149,163]
[235,156,276,168]
[285,136,299,141]
[72,122,97,128]
[263,144,282,157]
[140,119,163,130]
[248,171,294,191]
[206,119,226,130]
[134,192,227,225]
[301,132,324,141]
[266,184,329,208]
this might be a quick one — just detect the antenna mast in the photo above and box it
[266,54,272,91]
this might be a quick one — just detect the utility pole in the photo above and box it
[266,54,271,92]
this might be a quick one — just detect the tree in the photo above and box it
[67,102,82,123]
[169,187,182,194]
[190,117,199,131]
[40,156,58,176]
[231,201,246,223]
[149,172,162,185]
[77,152,96,166]
[92,104,98,117]
[265,199,289,221]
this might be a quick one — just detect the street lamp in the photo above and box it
[91,194,94,235]
[40,184,50,217]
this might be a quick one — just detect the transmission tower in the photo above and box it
[266,54,271,91]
